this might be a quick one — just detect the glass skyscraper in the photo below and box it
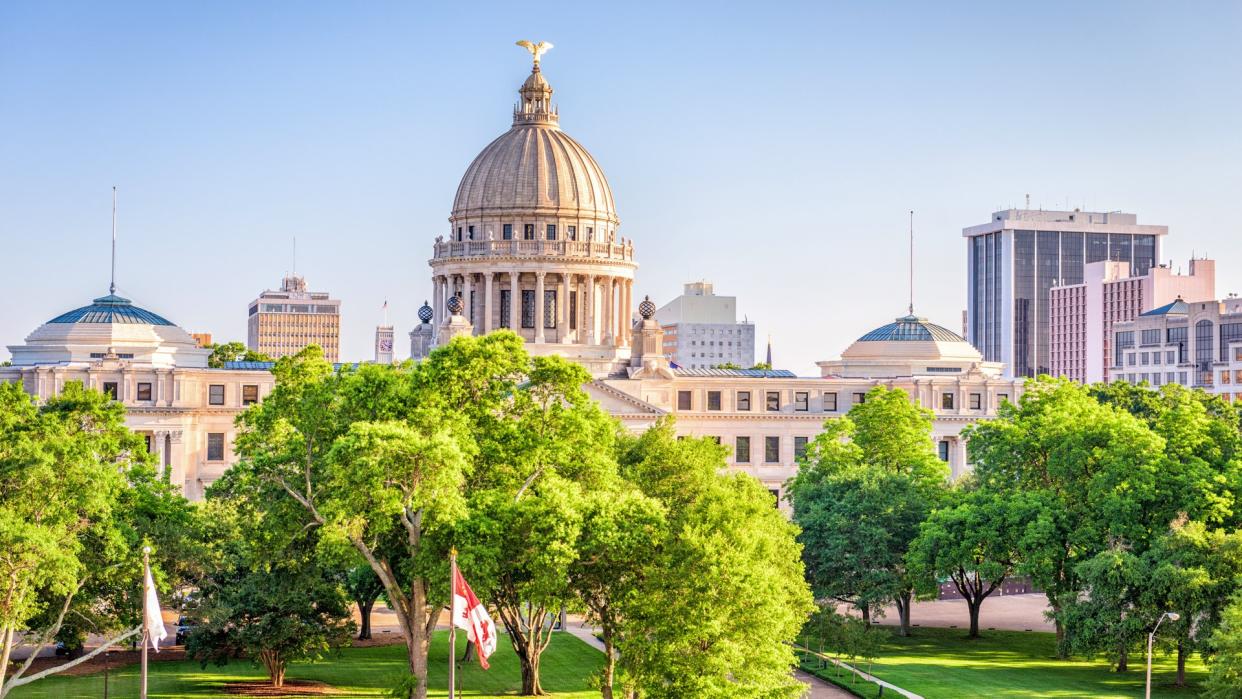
[964,210,1166,378]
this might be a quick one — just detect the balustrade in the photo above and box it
[433,238,633,261]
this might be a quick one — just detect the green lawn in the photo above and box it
[9,631,606,698]
[801,627,1207,699]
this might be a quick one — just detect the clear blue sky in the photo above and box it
[2,1,1240,372]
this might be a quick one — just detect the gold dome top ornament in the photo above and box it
[515,40,554,67]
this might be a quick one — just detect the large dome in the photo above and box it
[449,60,618,227]
[451,127,616,223]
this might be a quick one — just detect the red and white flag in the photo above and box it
[452,566,497,669]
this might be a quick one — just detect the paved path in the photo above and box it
[795,669,857,699]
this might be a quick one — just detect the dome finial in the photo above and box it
[513,40,558,127]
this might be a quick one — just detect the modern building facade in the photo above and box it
[1,292,275,499]
[1110,296,1242,400]
[964,209,1167,378]
[247,274,341,362]
[655,281,755,369]
[1049,258,1215,383]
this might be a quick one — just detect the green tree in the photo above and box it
[223,346,472,699]
[907,488,1030,637]
[788,386,947,635]
[966,378,1168,652]
[568,489,666,698]
[615,423,814,699]
[1206,590,1242,698]
[186,501,354,688]
[206,341,271,368]
[711,362,742,370]
[749,362,772,370]
[0,381,192,697]
[346,565,386,641]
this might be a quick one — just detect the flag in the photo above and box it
[452,566,496,669]
[144,565,168,652]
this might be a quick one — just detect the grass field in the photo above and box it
[8,631,606,698]
[801,627,1207,699]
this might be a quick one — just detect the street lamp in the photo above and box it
[1145,611,1180,699]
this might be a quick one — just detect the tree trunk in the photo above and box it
[260,650,286,688]
[406,634,429,699]
[1176,639,1186,687]
[601,628,616,699]
[461,639,474,663]
[896,591,912,637]
[1116,646,1129,673]
[359,600,374,640]
[860,604,870,627]
[520,644,544,695]
[967,599,982,638]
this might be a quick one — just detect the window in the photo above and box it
[938,440,950,462]
[503,224,513,240]
[523,224,535,240]
[969,393,982,410]
[137,382,152,401]
[568,225,576,240]
[823,392,838,411]
[853,392,867,405]
[1127,353,1136,366]
[467,225,475,240]
[794,392,809,411]
[1153,352,1161,365]
[1142,329,1161,346]
[768,489,781,507]
[998,393,1009,404]
[737,391,751,411]
[569,291,577,330]
[207,433,225,461]
[677,391,692,410]
[941,393,954,410]
[794,436,808,459]
[521,290,535,328]
[103,382,118,400]
[708,436,721,445]
[766,391,780,411]
[208,384,225,405]
[499,290,511,328]
[546,224,557,240]
[765,436,780,463]
[544,290,557,329]
[1167,350,1176,364]
[1141,352,1149,366]
[1223,371,1232,385]
[1180,371,1188,385]
[1197,320,1214,385]
[242,384,259,405]
[456,227,463,242]
[735,436,750,463]
[707,391,721,411]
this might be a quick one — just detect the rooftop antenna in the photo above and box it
[293,236,297,276]
[110,186,117,295]
[908,209,915,315]
[382,299,389,326]
[1025,193,1030,209]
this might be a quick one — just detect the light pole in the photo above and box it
[1146,611,1180,699]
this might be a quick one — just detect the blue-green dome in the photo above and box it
[47,294,174,326]
[858,315,965,343]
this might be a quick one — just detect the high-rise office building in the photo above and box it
[964,209,1167,378]
[1049,258,1215,383]
[247,275,341,362]
[655,281,755,369]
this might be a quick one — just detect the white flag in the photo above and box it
[144,566,168,652]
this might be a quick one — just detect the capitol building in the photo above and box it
[2,46,1024,501]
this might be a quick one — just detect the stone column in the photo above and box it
[509,271,520,331]
[559,273,570,342]
[483,272,494,333]
[620,279,631,347]
[535,271,547,344]
[463,273,474,331]
[432,276,442,329]
[602,277,614,344]
[585,274,596,344]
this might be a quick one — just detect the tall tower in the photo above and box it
[421,42,637,375]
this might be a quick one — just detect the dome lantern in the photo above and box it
[514,40,558,127]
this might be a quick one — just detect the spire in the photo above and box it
[513,40,558,127]
[908,209,915,315]
[765,335,773,367]
[110,186,117,295]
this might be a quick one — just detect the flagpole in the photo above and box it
[449,548,457,699]
[141,546,150,699]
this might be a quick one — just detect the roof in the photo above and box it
[222,361,358,371]
[1141,299,1189,316]
[47,294,174,326]
[671,368,798,379]
[857,315,965,343]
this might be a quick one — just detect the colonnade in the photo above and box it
[430,270,634,347]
